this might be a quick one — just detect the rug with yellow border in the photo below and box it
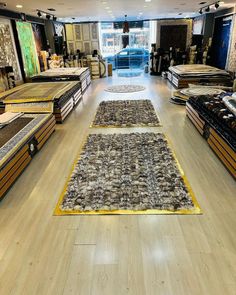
[54,132,201,215]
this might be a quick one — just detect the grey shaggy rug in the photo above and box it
[60,133,198,213]
[92,100,160,127]
[105,85,146,93]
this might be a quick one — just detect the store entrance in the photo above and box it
[99,21,150,77]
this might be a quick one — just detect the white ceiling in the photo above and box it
[5,0,236,22]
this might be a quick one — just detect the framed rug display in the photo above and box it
[75,41,83,52]
[83,41,91,54]
[0,68,8,93]
[90,23,98,40]
[32,23,47,54]
[65,24,74,41]
[91,41,99,51]
[0,18,22,82]
[67,42,75,54]
[74,24,82,41]
[16,21,40,78]
[82,24,90,41]
[54,23,65,38]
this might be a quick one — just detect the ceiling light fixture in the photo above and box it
[198,1,220,14]
[16,4,23,8]
[123,14,129,33]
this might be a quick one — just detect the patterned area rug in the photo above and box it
[55,133,201,215]
[92,100,160,127]
[105,85,146,93]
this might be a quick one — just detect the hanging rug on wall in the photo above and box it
[54,132,201,216]
[105,85,146,93]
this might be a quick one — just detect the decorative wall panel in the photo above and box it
[65,24,74,41]
[65,23,99,55]
[54,23,65,38]
[226,14,236,72]
[16,21,40,78]
[91,23,98,40]
[32,23,47,54]
[74,24,82,40]
[156,19,193,49]
[0,18,22,81]
[82,24,90,41]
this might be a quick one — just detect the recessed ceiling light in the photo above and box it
[16,4,23,8]
[105,6,110,9]
[139,12,143,14]
[145,0,152,2]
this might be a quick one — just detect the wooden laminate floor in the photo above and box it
[0,74,235,295]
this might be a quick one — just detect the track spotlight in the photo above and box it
[199,8,203,14]
[46,14,51,20]
[215,2,219,8]
[53,16,57,21]
[37,11,42,17]
[205,6,210,12]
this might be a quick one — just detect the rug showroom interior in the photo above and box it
[0,1,235,294]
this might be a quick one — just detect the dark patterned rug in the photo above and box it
[55,133,201,215]
[92,100,161,127]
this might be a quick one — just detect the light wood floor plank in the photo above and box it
[0,74,235,294]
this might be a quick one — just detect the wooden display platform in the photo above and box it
[0,114,56,200]
[186,103,236,179]
[208,128,236,179]
[186,102,205,135]
[54,98,74,123]
[171,74,232,89]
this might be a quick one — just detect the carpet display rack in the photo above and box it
[168,64,232,89]
[186,94,236,179]
[31,67,91,94]
[0,81,82,123]
[0,113,56,200]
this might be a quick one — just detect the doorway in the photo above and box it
[211,15,232,69]
[99,21,150,76]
